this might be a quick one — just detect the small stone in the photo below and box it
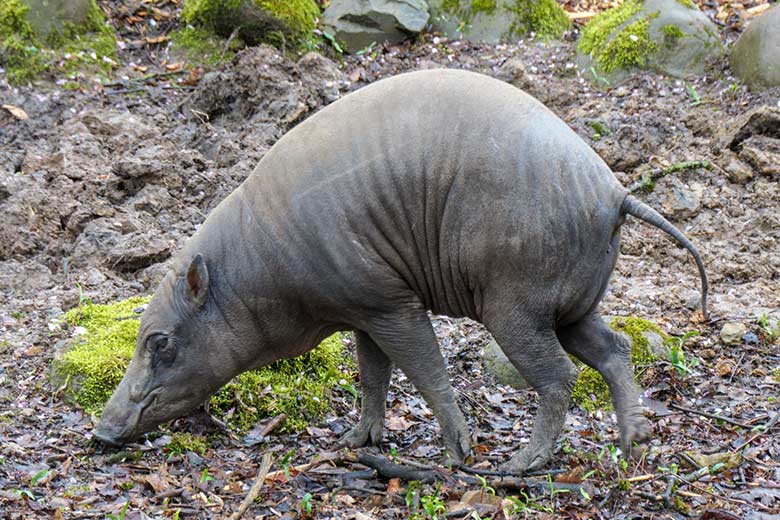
[742,332,759,345]
[700,348,717,359]
[715,358,735,377]
[720,322,747,345]
[723,153,754,184]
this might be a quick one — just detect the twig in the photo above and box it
[264,451,341,481]
[229,452,272,520]
[103,70,185,88]
[628,160,712,193]
[669,403,752,429]
[455,464,567,478]
[733,411,780,451]
[257,414,286,437]
[222,27,241,60]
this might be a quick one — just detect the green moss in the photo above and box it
[209,334,354,432]
[661,23,685,48]
[675,0,694,8]
[53,296,353,433]
[578,0,643,57]
[168,432,208,455]
[53,296,151,413]
[597,15,658,73]
[170,26,237,67]
[507,0,571,40]
[0,0,47,84]
[441,0,568,39]
[182,0,319,48]
[773,367,780,383]
[571,317,663,411]
[0,0,116,85]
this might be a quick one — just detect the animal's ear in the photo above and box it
[185,253,209,307]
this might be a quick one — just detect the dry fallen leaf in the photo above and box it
[2,104,29,120]
[386,477,402,495]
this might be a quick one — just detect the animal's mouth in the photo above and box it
[93,387,163,446]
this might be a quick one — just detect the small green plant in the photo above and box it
[420,482,447,520]
[506,490,552,514]
[281,448,296,479]
[16,489,35,500]
[199,468,215,484]
[757,314,779,344]
[475,474,496,499]
[106,502,130,520]
[665,330,700,376]
[686,84,702,106]
[321,30,343,53]
[30,469,50,486]
[300,492,313,515]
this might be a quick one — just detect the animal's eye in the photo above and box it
[146,334,176,365]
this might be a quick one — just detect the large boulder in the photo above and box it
[181,0,320,46]
[428,0,571,43]
[730,5,780,89]
[577,0,722,83]
[322,0,429,51]
[22,0,92,40]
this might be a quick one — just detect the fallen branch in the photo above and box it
[353,452,594,495]
[628,160,712,193]
[669,403,752,429]
[354,452,446,483]
[229,452,273,520]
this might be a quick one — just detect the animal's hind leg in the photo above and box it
[341,331,393,448]
[365,307,471,465]
[557,313,650,457]
[488,316,578,473]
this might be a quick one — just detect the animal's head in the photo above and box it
[93,253,260,446]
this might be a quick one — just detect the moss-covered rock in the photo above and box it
[571,316,664,411]
[0,0,116,85]
[181,0,319,48]
[429,0,571,43]
[576,0,722,83]
[51,296,354,433]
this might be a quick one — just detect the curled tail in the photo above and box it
[621,194,709,320]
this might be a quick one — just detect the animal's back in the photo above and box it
[233,69,627,324]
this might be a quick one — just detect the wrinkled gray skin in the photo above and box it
[95,69,708,472]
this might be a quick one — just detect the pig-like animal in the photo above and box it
[95,69,708,472]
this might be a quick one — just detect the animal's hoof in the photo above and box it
[500,447,552,474]
[339,422,382,448]
[621,417,652,460]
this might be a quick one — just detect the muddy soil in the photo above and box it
[1,21,779,520]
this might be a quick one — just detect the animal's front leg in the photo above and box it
[366,306,471,465]
[341,331,392,448]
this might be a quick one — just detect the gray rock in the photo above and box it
[482,340,529,389]
[22,0,92,40]
[322,0,429,51]
[720,322,747,346]
[738,135,780,178]
[730,5,780,89]
[577,0,723,82]
[722,151,755,184]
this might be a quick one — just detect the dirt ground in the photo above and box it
[0,2,779,518]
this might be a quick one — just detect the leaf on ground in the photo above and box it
[2,104,29,120]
